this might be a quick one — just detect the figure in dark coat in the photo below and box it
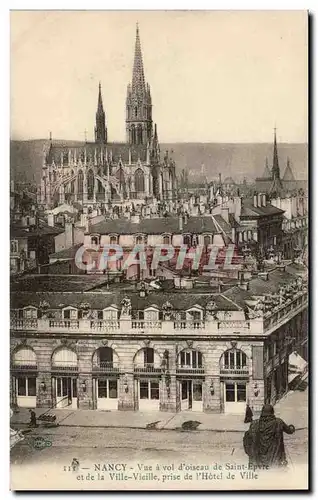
[244,404,253,423]
[243,404,295,468]
[29,409,37,427]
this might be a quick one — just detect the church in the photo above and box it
[39,25,177,209]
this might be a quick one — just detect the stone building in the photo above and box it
[39,25,176,210]
[10,267,308,414]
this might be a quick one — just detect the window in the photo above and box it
[110,235,118,245]
[103,309,118,320]
[144,310,158,321]
[163,235,171,245]
[204,235,211,247]
[63,308,77,320]
[135,169,145,192]
[144,347,154,366]
[13,347,37,367]
[135,235,144,245]
[223,349,247,370]
[183,234,191,246]
[179,350,203,368]
[91,236,99,246]
[140,380,159,400]
[192,235,199,247]
[237,384,246,402]
[97,311,103,319]
[17,376,36,396]
[64,309,70,319]
[98,379,118,399]
[193,382,202,401]
[239,232,243,243]
[225,383,235,402]
[10,240,18,253]
[52,348,77,368]
[24,308,37,319]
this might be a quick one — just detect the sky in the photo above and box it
[10,10,308,143]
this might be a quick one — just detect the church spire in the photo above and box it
[126,24,153,145]
[95,82,107,144]
[272,127,281,181]
[132,23,146,96]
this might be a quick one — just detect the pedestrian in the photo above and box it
[28,409,37,428]
[244,403,253,423]
[243,404,295,469]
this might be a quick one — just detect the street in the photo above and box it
[10,424,308,490]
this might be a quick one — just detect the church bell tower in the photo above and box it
[126,24,153,145]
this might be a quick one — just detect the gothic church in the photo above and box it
[40,25,176,209]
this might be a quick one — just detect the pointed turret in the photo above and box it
[126,24,153,145]
[272,128,281,181]
[282,157,295,181]
[94,82,107,144]
[262,157,271,179]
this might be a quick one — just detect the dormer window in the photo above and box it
[63,307,78,320]
[183,234,191,246]
[110,234,119,245]
[91,235,100,246]
[162,234,171,245]
[23,307,38,319]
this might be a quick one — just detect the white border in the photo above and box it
[1,3,314,500]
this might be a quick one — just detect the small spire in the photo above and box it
[132,23,146,95]
[49,131,52,142]
[84,129,87,143]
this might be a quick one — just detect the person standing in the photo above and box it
[243,404,295,468]
[29,409,37,428]
[244,403,253,423]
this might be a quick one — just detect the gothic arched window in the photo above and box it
[135,168,145,193]
[87,169,94,200]
[77,170,84,199]
[137,124,143,145]
[131,125,136,145]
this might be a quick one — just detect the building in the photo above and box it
[255,129,307,195]
[39,25,177,209]
[10,267,307,414]
[10,216,63,275]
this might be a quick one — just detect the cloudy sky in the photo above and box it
[11,10,307,143]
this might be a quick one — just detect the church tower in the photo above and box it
[95,82,107,144]
[126,24,153,145]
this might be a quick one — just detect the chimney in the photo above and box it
[183,212,189,225]
[178,214,183,232]
[47,212,54,227]
[65,221,74,248]
[262,194,266,207]
[238,281,250,291]
[253,194,258,207]
[257,193,262,207]
[221,207,229,223]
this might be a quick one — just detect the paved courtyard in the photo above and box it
[10,388,308,490]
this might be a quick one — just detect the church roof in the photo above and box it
[46,142,148,165]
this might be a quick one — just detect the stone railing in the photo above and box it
[92,361,120,372]
[90,320,120,331]
[48,319,79,329]
[220,367,249,375]
[134,363,162,374]
[11,319,38,330]
[176,365,205,375]
[132,321,162,330]
[10,293,307,337]
[173,321,205,330]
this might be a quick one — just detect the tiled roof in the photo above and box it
[91,215,220,235]
[47,141,148,164]
[10,274,111,293]
[10,289,240,311]
[11,223,63,238]
[49,244,82,260]
[240,200,285,218]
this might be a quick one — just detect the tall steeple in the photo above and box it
[126,24,153,145]
[95,82,107,144]
[272,127,281,181]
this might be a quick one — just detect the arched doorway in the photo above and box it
[51,347,78,409]
[220,348,248,414]
[92,347,119,410]
[12,347,37,407]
